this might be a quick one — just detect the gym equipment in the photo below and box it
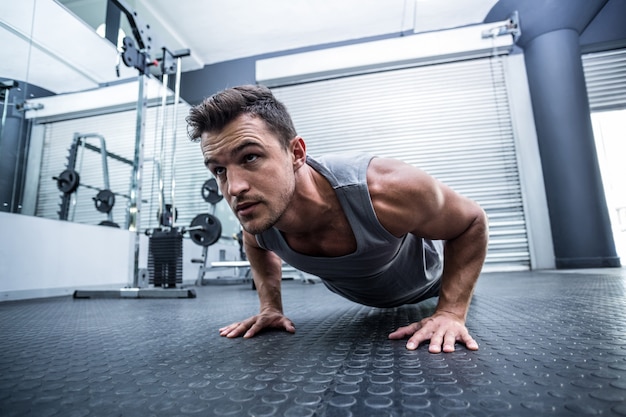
[148,229,183,288]
[55,169,80,194]
[188,213,222,246]
[189,179,249,286]
[55,133,114,222]
[156,203,178,228]
[109,0,191,294]
[0,80,19,160]
[150,46,189,229]
[93,190,115,214]
[99,220,120,228]
[185,180,308,287]
[53,133,141,225]
[145,189,223,247]
[143,200,224,289]
[201,178,224,204]
[74,0,194,299]
[140,49,190,292]
[54,169,133,200]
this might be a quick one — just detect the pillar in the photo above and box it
[523,29,619,267]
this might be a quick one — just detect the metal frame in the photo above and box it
[75,0,194,299]
[0,80,19,162]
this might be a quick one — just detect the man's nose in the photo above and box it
[226,169,249,197]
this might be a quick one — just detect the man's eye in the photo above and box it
[214,167,226,176]
[244,154,258,163]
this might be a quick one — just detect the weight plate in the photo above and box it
[189,213,222,246]
[201,178,223,204]
[98,220,120,228]
[56,169,80,194]
[94,189,115,213]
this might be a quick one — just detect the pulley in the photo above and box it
[201,178,223,204]
[157,204,178,227]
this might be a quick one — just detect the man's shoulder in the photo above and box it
[309,151,373,168]
[367,158,439,201]
[307,152,374,187]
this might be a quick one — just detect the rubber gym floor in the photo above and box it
[1,269,625,417]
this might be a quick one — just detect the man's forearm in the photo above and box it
[254,273,284,312]
[436,212,488,320]
[247,246,285,312]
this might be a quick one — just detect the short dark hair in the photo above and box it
[186,85,297,149]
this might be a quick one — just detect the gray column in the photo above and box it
[524,29,619,268]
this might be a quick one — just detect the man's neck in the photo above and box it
[275,164,335,235]
[273,165,358,257]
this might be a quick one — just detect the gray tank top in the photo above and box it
[256,152,444,308]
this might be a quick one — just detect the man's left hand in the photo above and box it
[388,310,478,353]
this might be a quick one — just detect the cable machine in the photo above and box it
[74,0,194,299]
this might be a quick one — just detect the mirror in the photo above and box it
[0,0,129,215]
[0,0,240,243]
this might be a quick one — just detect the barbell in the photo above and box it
[187,213,222,246]
[54,168,146,213]
[191,178,224,245]
[57,168,224,245]
[146,213,222,247]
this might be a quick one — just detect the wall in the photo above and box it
[0,211,133,300]
[0,211,240,301]
[178,0,626,107]
[179,32,405,105]
[6,2,625,301]
[485,0,622,268]
[184,6,625,269]
[179,58,256,106]
[580,0,626,52]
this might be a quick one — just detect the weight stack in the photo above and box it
[148,229,183,288]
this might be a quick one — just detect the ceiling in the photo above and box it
[1,0,499,95]
[58,0,499,71]
[3,0,623,97]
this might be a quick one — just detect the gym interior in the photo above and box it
[1,1,626,416]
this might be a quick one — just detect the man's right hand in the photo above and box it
[219,309,296,338]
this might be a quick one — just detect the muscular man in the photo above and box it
[187,85,488,353]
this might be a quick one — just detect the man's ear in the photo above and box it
[290,136,307,170]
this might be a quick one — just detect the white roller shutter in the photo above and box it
[35,104,239,238]
[583,48,626,111]
[270,56,530,270]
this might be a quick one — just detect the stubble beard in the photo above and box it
[239,204,281,235]
[237,186,294,236]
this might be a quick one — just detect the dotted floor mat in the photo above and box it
[1,270,625,416]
